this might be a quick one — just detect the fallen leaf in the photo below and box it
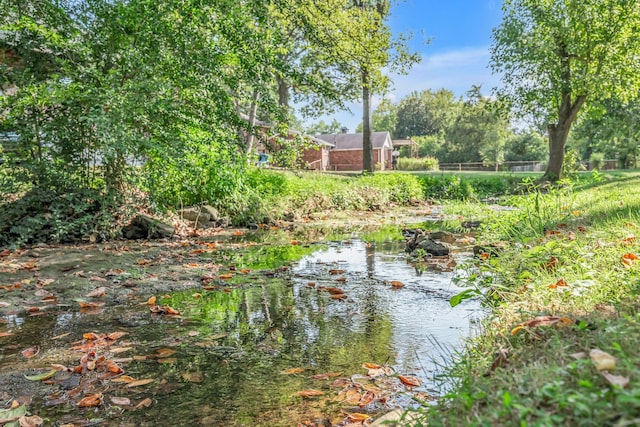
[0,332,13,337]
[111,375,136,383]
[188,331,199,337]
[107,331,127,340]
[602,372,629,388]
[219,274,234,280]
[78,301,104,308]
[134,397,153,410]
[106,360,123,374]
[24,370,57,381]
[362,362,382,370]
[280,368,305,375]
[21,346,39,358]
[309,372,341,380]
[18,414,43,426]
[155,348,177,358]
[86,287,107,298]
[590,349,617,371]
[77,393,103,407]
[83,332,102,341]
[399,375,422,387]
[390,280,405,288]
[347,413,371,422]
[89,276,107,282]
[490,348,509,372]
[511,316,573,335]
[548,278,569,289]
[622,253,639,267]
[147,296,157,305]
[296,389,324,397]
[328,269,345,275]
[126,378,154,388]
[110,397,131,406]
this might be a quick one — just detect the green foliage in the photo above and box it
[0,188,120,247]
[397,156,439,171]
[491,0,640,179]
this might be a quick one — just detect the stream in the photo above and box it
[0,230,483,426]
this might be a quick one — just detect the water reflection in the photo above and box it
[0,238,483,426]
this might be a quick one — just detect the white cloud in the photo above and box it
[302,46,503,132]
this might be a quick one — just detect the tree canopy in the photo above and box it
[491,0,640,180]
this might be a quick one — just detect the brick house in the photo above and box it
[314,131,394,171]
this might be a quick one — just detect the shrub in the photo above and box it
[397,156,439,171]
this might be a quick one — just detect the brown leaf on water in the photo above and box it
[110,397,131,406]
[309,372,341,380]
[347,413,371,422]
[77,393,103,407]
[182,372,204,383]
[106,360,123,374]
[78,301,104,308]
[18,415,43,427]
[390,280,405,288]
[155,348,177,358]
[149,305,181,315]
[134,397,153,410]
[328,269,345,275]
[602,372,629,388]
[296,389,324,397]
[362,362,382,370]
[35,278,54,288]
[111,375,136,383]
[21,346,39,359]
[83,332,102,341]
[399,375,422,387]
[86,287,107,298]
[126,378,154,388]
[280,367,305,375]
[107,331,127,341]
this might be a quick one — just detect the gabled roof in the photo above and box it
[315,132,392,151]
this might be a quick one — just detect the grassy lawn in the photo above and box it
[416,171,640,426]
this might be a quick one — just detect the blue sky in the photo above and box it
[303,0,504,132]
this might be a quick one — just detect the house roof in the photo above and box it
[315,132,392,151]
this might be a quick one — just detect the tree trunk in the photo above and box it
[245,89,260,155]
[543,94,586,181]
[276,74,289,112]
[362,69,374,173]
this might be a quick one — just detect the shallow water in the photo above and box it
[0,235,482,426]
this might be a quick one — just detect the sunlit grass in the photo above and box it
[421,172,640,426]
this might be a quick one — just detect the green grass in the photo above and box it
[418,172,640,426]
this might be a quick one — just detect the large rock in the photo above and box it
[416,238,451,256]
[179,207,211,223]
[122,214,174,240]
[429,230,456,244]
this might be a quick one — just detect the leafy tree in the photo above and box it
[572,96,640,168]
[291,0,418,172]
[442,86,510,164]
[306,119,344,135]
[394,89,460,139]
[504,130,548,162]
[491,0,640,180]
[356,98,397,135]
